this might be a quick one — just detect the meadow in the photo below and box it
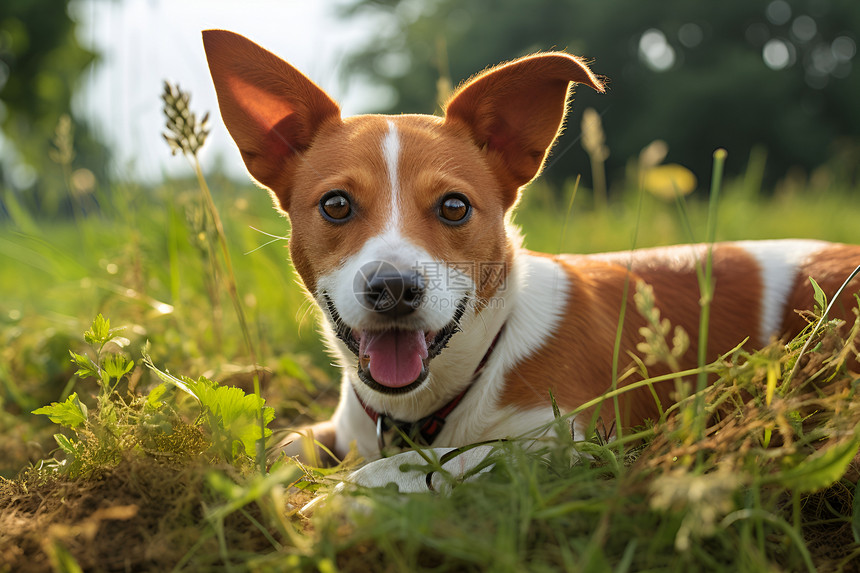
[1,112,859,571]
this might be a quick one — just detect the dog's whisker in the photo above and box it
[248,225,289,241]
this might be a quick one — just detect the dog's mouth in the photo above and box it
[324,295,467,394]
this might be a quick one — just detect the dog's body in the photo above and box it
[203,30,860,488]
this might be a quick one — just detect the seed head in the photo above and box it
[581,107,609,162]
[162,81,210,158]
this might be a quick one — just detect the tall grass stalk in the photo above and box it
[49,114,87,238]
[698,149,726,385]
[554,175,580,255]
[581,108,609,210]
[162,81,267,471]
[692,149,726,442]
[672,149,726,447]
[607,174,646,447]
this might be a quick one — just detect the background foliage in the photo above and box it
[0,0,109,218]
[342,0,860,189]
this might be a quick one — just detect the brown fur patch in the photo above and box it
[500,244,766,428]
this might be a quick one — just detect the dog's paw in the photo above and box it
[299,445,498,516]
[338,445,496,493]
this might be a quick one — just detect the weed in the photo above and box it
[28,314,276,476]
[2,315,296,572]
[161,81,268,471]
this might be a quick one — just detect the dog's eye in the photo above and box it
[437,193,471,225]
[319,190,353,222]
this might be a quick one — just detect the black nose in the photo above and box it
[361,266,425,317]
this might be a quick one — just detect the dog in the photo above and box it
[202,30,860,491]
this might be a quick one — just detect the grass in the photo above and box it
[1,105,860,571]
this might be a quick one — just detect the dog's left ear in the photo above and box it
[444,53,604,204]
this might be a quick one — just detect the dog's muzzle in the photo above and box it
[323,263,467,394]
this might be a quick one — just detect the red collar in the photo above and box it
[354,323,505,450]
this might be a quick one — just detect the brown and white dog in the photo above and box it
[203,30,859,491]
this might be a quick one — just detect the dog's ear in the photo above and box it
[202,30,340,210]
[444,53,604,204]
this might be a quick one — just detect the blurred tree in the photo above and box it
[340,0,860,191]
[0,0,108,216]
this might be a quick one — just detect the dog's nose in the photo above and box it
[362,267,425,317]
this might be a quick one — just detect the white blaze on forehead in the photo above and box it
[382,120,402,231]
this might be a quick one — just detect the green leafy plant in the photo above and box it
[143,356,274,464]
[31,314,141,476]
[9,315,302,572]
[30,315,275,476]
[32,392,88,429]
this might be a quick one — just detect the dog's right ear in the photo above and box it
[202,30,340,211]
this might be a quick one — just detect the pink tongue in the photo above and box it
[359,330,428,388]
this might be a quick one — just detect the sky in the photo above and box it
[70,0,384,181]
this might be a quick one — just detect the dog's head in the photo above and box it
[203,30,603,396]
